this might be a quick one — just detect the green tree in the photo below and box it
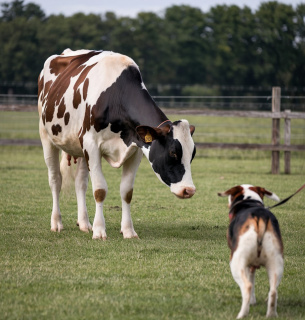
[254,1,297,87]
[0,0,45,21]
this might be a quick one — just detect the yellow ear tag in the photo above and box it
[145,132,153,143]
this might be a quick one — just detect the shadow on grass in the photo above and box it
[134,221,227,242]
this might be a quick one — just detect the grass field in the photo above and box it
[0,111,305,319]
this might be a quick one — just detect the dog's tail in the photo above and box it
[256,217,269,258]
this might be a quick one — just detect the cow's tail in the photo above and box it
[60,151,76,193]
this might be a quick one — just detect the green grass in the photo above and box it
[0,111,305,319]
[0,144,305,320]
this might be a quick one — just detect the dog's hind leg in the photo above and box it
[266,257,284,318]
[231,258,252,319]
[249,268,256,305]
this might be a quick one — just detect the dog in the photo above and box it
[218,184,284,318]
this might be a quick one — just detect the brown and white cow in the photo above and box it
[38,49,196,240]
[218,184,283,319]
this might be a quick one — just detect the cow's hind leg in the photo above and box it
[75,157,92,232]
[120,149,142,239]
[40,128,63,232]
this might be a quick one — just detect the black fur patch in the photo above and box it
[228,200,283,253]
[149,128,185,186]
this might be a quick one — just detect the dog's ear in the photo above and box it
[252,186,280,202]
[217,186,243,197]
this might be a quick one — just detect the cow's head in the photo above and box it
[218,184,280,208]
[137,120,196,199]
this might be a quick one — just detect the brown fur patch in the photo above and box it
[83,78,89,100]
[57,98,66,118]
[94,189,106,203]
[79,103,91,148]
[42,52,100,126]
[74,63,97,95]
[51,124,62,136]
[219,186,244,204]
[125,189,133,204]
[84,149,90,170]
[38,75,44,98]
[44,80,53,94]
[64,112,70,125]
[49,55,76,76]
[73,88,82,109]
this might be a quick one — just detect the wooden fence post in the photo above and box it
[284,109,291,174]
[271,87,281,174]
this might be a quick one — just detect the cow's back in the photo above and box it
[38,49,138,155]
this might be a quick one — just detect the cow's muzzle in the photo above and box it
[173,186,196,199]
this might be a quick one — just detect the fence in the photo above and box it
[0,87,304,174]
[162,87,305,174]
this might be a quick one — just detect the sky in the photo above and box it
[24,0,302,17]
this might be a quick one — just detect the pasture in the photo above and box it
[0,110,305,319]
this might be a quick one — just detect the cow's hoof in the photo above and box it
[77,221,92,233]
[92,234,107,240]
[120,229,139,239]
[51,223,63,232]
[51,225,64,232]
[92,229,107,240]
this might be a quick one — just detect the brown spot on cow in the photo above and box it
[84,149,90,170]
[83,78,89,101]
[125,189,133,204]
[51,124,62,136]
[44,80,53,94]
[94,189,106,203]
[57,98,66,118]
[49,55,76,76]
[73,88,82,109]
[64,112,70,125]
[78,103,92,148]
[74,63,97,95]
[43,52,100,126]
[38,75,44,98]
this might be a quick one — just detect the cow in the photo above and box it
[218,184,283,319]
[38,49,196,240]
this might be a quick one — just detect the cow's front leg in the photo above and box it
[74,157,92,232]
[84,145,108,240]
[120,149,143,239]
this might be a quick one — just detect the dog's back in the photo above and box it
[228,202,283,266]
[219,185,284,319]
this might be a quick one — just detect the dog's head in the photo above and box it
[218,184,280,208]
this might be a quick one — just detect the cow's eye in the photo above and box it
[169,151,177,159]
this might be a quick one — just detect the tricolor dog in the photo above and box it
[218,184,284,318]
[38,49,196,240]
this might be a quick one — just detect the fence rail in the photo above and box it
[0,87,304,174]
[163,87,304,174]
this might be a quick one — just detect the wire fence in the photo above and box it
[1,94,305,111]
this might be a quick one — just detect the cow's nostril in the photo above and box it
[183,187,196,198]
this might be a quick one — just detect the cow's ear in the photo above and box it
[136,125,169,144]
[190,125,195,136]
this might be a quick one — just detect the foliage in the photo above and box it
[0,0,305,95]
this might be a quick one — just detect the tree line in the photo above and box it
[0,0,304,95]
